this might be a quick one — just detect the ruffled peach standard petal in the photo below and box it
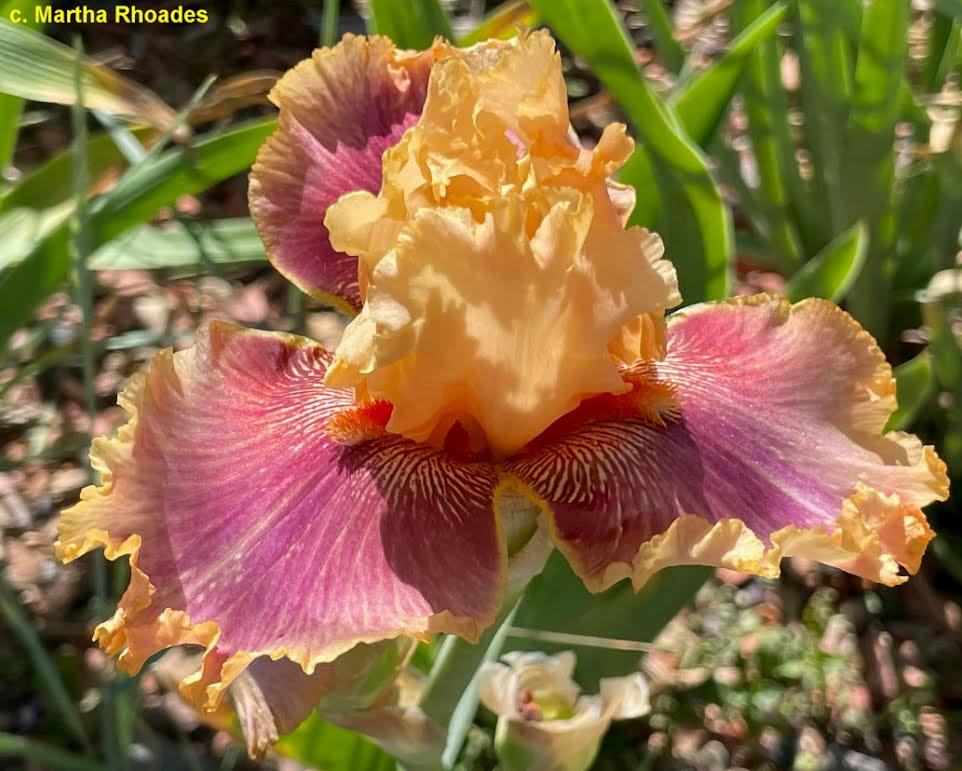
[326,188,677,457]
[324,33,679,454]
[359,30,573,224]
[508,295,948,591]
[248,35,432,311]
[56,322,505,712]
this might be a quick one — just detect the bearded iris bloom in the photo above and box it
[57,31,948,742]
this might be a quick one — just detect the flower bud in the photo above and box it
[478,651,650,771]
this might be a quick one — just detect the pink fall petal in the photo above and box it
[230,640,413,757]
[56,322,505,711]
[230,657,333,757]
[249,35,433,311]
[508,295,949,591]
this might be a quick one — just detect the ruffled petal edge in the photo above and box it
[55,327,508,713]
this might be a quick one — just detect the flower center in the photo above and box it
[517,687,574,722]
[323,33,680,458]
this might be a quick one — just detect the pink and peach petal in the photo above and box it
[509,295,948,591]
[248,35,433,311]
[56,322,505,712]
[230,658,332,758]
[230,640,414,757]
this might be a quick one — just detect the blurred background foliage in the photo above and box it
[0,0,961,769]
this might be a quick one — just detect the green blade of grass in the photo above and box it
[0,127,151,214]
[731,0,808,266]
[0,204,71,270]
[0,576,91,751]
[616,145,660,228]
[785,220,868,302]
[743,0,821,254]
[671,0,787,149]
[0,208,41,267]
[322,0,339,47]
[842,0,910,224]
[926,293,962,396]
[460,0,537,46]
[97,73,216,183]
[531,0,732,303]
[0,732,103,771]
[71,36,124,770]
[0,117,275,349]
[88,218,266,269]
[925,10,956,92]
[893,164,941,288]
[0,220,70,351]
[886,352,935,431]
[0,19,181,134]
[512,552,712,690]
[933,17,962,91]
[639,0,684,73]
[843,0,911,339]
[419,600,518,733]
[91,117,271,242]
[416,600,524,767]
[0,87,18,169]
[794,0,855,241]
[932,0,962,17]
[648,160,731,303]
[837,0,864,43]
[277,713,394,771]
[711,137,800,275]
[368,0,455,48]
[440,603,519,767]
[0,0,41,168]
[923,283,962,469]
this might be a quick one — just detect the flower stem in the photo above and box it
[322,0,339,47]
[418,598,521,769]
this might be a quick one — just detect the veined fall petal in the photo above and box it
[324,32,679,456]
[508,295,949,591]
[160,638,445,763]
[56,322,506,712]
[249,34,433,311]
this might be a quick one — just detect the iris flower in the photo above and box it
[57,32,948,741]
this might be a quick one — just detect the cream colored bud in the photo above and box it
[478,651,650,771]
